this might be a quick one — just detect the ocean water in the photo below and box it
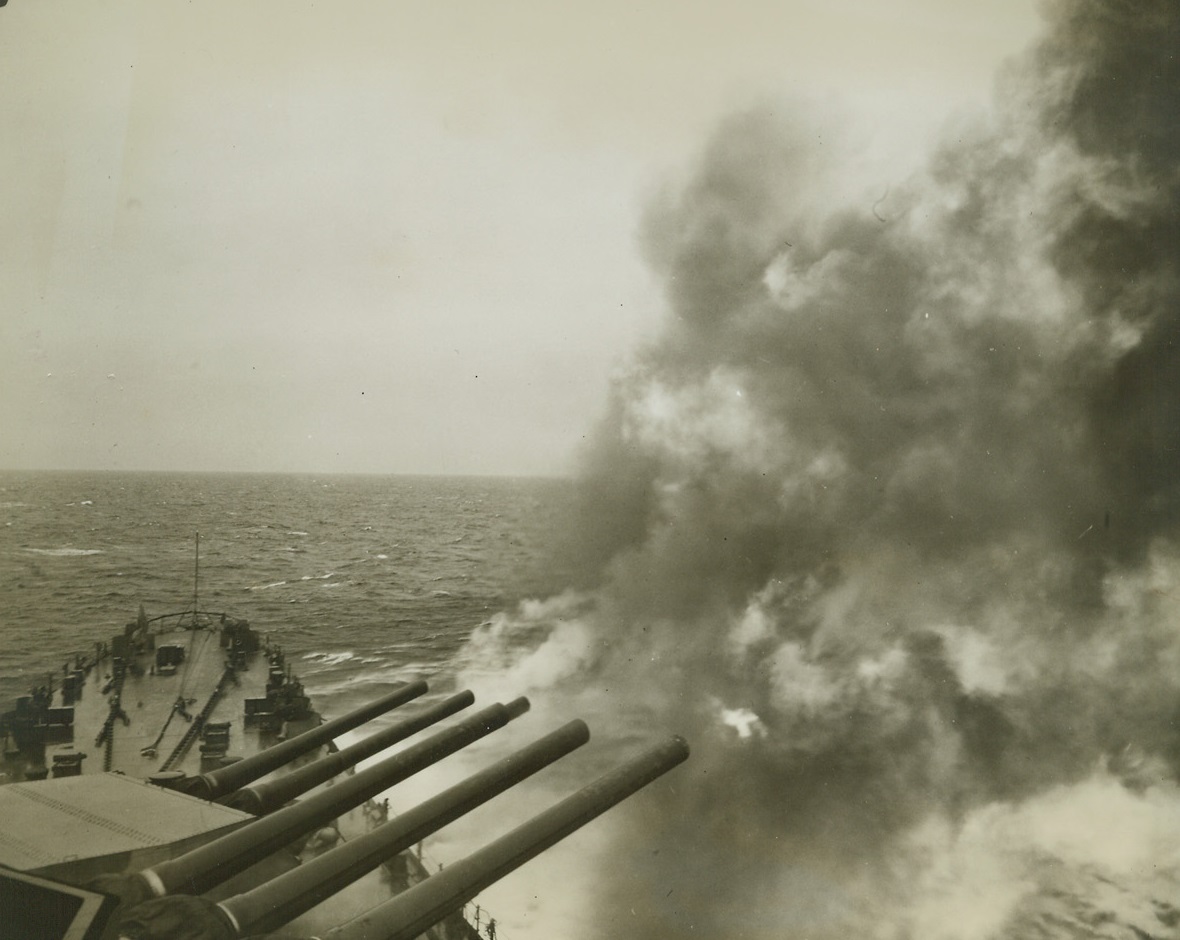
[0,471,571,709]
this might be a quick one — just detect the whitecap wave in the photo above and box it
[247,580,288,591]
[25,547,104,557]
[300,651,357,666]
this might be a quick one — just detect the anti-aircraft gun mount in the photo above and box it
[0,682,689,940]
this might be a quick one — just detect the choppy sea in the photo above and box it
[0,471,569,705]
[0,470,616,939]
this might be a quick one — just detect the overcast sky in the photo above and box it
[1,0,1041,476]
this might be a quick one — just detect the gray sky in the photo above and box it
[1,0,1041,476]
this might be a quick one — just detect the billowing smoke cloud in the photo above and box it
[461,2,1180,937]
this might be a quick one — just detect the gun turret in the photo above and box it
[109,732,689,940]
[165,680,429,800]
[220,690,476,815]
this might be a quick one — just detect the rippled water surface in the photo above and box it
[0,471,571,709]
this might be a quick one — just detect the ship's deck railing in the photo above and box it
[413,841,509,940]
[461,898,506,940]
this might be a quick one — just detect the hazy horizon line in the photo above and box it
[0,466,572,482]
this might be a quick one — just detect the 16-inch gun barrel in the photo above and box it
[175,680,429,800]
[220,690,476,815]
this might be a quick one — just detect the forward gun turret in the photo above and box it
[110,732,689,940]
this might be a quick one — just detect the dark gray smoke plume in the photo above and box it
[464,2,1180,937]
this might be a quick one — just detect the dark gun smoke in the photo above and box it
[463,2,1180,937]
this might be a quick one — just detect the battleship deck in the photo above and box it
[1,610,315,785]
